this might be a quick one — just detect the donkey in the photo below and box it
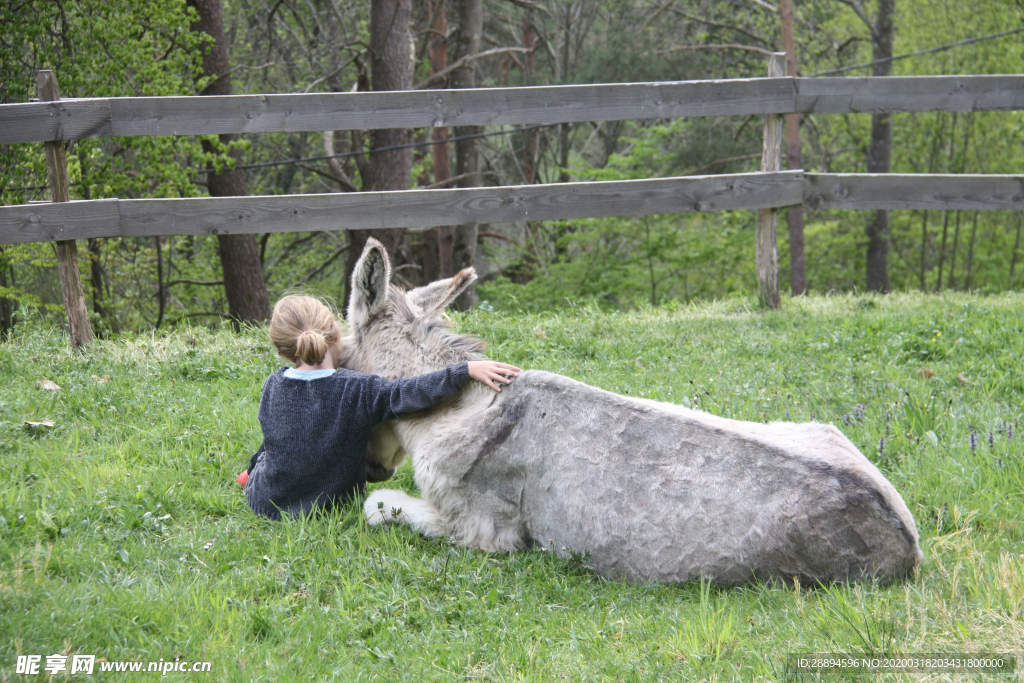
[341,239,921,584]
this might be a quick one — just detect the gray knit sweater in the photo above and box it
[246,362,470,520]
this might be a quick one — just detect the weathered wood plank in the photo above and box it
[4,173,1020,246]
[4,76,1024,144]
[0,98,113,145]
[0,172,804,244]
[804,174,1024,210]
[796,75,1024,113]
[3,79,796,142]
[0,199,121,244]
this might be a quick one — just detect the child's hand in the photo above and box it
[467,361,522,392]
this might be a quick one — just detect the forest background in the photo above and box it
[1,0,1023,334]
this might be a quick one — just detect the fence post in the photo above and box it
[37,70,93,349]
[756,53,786,309]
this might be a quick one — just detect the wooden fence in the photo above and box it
[2,57,1023,345]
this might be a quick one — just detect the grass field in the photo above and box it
[2,292,1024,681]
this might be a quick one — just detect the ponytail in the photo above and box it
[268,295,340,366]
[294,329,329,366]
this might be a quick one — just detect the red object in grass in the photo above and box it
[236,470,249,486]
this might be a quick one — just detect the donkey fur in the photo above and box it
[341,239,921,584]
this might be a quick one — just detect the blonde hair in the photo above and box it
[268,295,340,366]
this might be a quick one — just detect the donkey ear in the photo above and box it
[348,238,392,327]
[406,267,477,317]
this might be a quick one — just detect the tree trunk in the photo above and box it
[0,249,16,340]
[937,211,949,291]
[780,0,805,295]
[426,0,452,281]
[557,3,572,184]
[864,0,895,293]
[1010,213,1022,284]
[522,9,538,184]
[187,0,270,325]
[87,238,113,329]
[78,157,115,330]
[964,210,979,290]
[154,236,167,329]
[344,0,413,307]
[918,211,928,290]
[450,0,483,309]
[948,210,962,290]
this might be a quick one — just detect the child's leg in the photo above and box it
[364,489,445,538]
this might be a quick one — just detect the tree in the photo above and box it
[865,0,895,293]
[450,0,483,310]
[838,0,895,292]
[424,0,453,282]
[187,0,271,323]
[0,247,16,339]
[343,0,414,309]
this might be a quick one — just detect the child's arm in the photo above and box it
[366,361,521,421]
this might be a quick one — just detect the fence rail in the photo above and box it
[3,63,1023,345]
[2,75,1024,144]
[1,172,1020,246]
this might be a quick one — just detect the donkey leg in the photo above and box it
[364,489,445,538]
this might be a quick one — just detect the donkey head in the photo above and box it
[341,238,487,380]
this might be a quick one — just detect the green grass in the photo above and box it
[2,292,1024,681]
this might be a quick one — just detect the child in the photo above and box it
[243,295,520,520]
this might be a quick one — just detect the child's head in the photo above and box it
[269,295,340,367]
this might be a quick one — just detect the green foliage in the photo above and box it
[480,121,763,311]
[482,0,1024,309]
[797,0,1024,294]
[3,0,1024,330]
[0,0,208,203]
[0,0,220,330]
[3,293,1024,679]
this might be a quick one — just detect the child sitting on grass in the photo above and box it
[241,294,520,521]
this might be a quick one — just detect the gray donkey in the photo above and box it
[341,239,921,584]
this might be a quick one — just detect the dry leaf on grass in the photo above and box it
[91,374,111,384]
[36,380,60,392]
[24,420,56,428]
[918,367,936,379]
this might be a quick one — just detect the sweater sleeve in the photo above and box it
[365,362,471,422]
[248,372,277,474]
